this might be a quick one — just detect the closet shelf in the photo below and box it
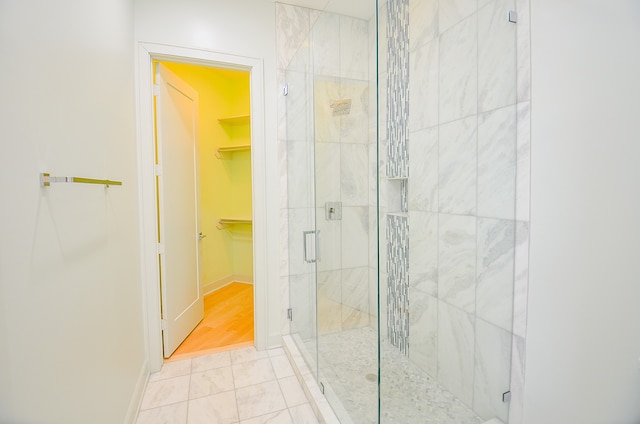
[217,114,250,125]
[215,144,251,158]
[217,217,252,230]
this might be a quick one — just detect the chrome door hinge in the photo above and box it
[283,83,289,96]
[319,382,325,394]
[287,308,293,321]
[508,10,517,23]
[502,391,512,403]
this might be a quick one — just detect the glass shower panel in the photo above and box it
[379,0,519,423]
[286,30,319,378]
[312,5,380,424]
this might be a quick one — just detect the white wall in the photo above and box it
[524,1,640,423]
[0,0,146,423]
[134,0,281,347]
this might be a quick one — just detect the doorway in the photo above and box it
[137,43,269,373]
[155,60,254,360]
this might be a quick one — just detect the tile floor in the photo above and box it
[137,346,320,424]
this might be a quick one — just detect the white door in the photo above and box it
[155,63,203,358]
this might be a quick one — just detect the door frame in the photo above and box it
[136,42,268,372]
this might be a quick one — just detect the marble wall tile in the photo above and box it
[512,221,529,339]
[438,214,477,313]
[279,139,289,211]
[315,207,342,272]
[314,142,341,205]
[369,266,379,319]
[409,211,438,296]
[341,206,369,268]
[409,290,438,377]
[312,12,341,78]
[314,77,341,143]
[342,267,370,311]
[409,0,438,51]
[438,116,477,215]
[276,3,310,71]
[409,38,439,131]
[439,0,477,34]
[408,126,438,212]
[340,79,370,144]
[280,276,291,336]
[317,270,342,332]
[473,319,511,422]
[478,0,517,113]
[516,101,531,222]
[378,71,389,142]
[287,142,314,209]
[285,70,311,143]
[289,273,317,340]
[342,267,371,329]
[439,14,477,123]
[341,143,369,206]
[516,0,531,103]
[477,105,516,220]
[438,300,475,406]
[289,208,314,275]
[369,144,379,208]
[280,209,290,277]
[508,334,526,424]
[187,390,239,424]
[340,16,369,81]
[476,218,515,332]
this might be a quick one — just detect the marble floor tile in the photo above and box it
[136,401,187,424]
[278,375,308,408]
[191,351,232,373]
[149,358,192,382]
[240,409,294,424]
[270,354,296,379]
[231,346,270,364]
[235,380,288,421]
[140,375,190,410]
[187,390,239,424]
[288,403,319,424]
[232,358,277,388]
[189,366,235,399]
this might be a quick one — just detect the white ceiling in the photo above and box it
[271,0,376,21]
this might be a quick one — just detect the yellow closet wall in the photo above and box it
[161,61,253,291]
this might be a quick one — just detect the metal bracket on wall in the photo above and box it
[508,10,518,23]
[502,391,512,403]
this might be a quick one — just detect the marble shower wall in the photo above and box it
[276,3,375,341]
[397,0,531,423]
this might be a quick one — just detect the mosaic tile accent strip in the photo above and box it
[387,214,409,355]
[386,0,409,178]
[400,179,408,213]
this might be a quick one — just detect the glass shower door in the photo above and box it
[312,5,380,424]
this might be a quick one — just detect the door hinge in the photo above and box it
[154,164,162,176]
[502,390,512,403]
[161,319,168,331]
[508,10,517,23]
[153,83,160,96]
[319,382,325,395]
[157,243,165,255]
[283,83,289,97]
[287,308,293,321]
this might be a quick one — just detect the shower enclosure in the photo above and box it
[278,0,528,422]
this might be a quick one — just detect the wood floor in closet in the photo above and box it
[168,282,254,361]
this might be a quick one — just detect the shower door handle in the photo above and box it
[303,230,320,263]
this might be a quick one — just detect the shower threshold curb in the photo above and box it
[282,335,341,424]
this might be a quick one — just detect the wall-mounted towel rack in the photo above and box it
[40,173,123,188]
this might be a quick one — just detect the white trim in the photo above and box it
[135,42,269,372]
[124,361,149,424]
[202,275,254,296]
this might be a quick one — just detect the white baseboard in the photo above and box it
[203,275,254,296]
[125,360,150,424]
